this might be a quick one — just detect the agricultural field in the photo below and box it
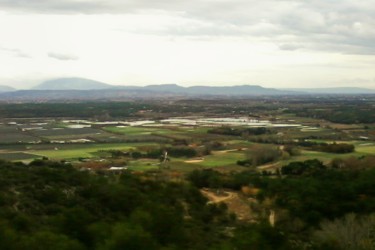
[0,152,40,161]
[0,99,374,174]
[0,98,375,249]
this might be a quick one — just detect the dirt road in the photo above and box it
[201,189,254,221]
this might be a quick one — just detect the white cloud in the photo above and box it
[278,44,302,51]
[48,52,79,61]
[0,46,31,58]
[0,0,374,88]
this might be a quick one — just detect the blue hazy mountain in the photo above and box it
[186,85,289,95]
[0,85,16,92]
[140,84,294,95]
[283,87,375,94]
[1,78,374,101]
[32,79,294,95]
[33,77,113,90]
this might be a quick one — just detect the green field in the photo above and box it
[195,151,245,167]
[103,125,210,141]
[104,126,175,135]
[28,143,157,160]
[258,148,372,171]
[356,143,375,154]
[0,117,373,172]
[304,140,375,155]
[127,159,160,171]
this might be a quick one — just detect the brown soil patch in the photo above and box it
[184,158,204,163]
[257,163,278,171]
[201,188,254,221]
[211,149,239,155]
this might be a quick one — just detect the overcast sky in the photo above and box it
[1,0,375,89]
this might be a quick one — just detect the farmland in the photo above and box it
[0,97,375,249]
[0,97,374,174]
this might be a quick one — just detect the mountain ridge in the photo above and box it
[30,78,295,95]
[33,77,112,90]
[29,77,375,94]
[0,85,16,92]
[1,77,374,101]
[282,87,375,94]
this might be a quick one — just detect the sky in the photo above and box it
[0,0,375,89]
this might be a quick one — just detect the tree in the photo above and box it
[99,223,158,250]
[245,145,281,166]
[281,159,325,175]
[18,231,85,250]
[313,213,375,250]
[232,223,289,250]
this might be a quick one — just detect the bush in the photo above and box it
[313,143,355,154]
[243,145,282,166]
[281,159,325,175]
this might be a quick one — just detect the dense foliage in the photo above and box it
[0,160,235,250]
[284,100,375,124]
[1,155,375,250]
[281,159,326,175]
[208,127,269,136]
[189,156,375,249]
[128,146,200,160]
[237,145,282,167]
[0,103,150,119]
[257,167,375,225]
[311,142,355,154]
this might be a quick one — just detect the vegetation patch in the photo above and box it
[0,152,40,161]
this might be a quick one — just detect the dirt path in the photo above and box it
[184,158,204,163]
[201,189,254,221]
[201,189,235,203]
[212,149,236,155]
[257,162,278,171]
[211,148,245,155]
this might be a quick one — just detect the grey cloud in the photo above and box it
[0,0,188,14]
[273,1,375,54]
[1,0,375,55]
[0,0,104,14]
[278,44,302,51]
[16,52,31,58]
[48,52,79,61]
[0,46,31,58]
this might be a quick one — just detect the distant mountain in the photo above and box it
[141,84,293,95]
[0,89,169,101]
[2,79,375,102]
[282,87,375,94]
[144,84,186,92]
[33,78,113,90]
[186,85,290,95]
[0,85,16,92]
[0,84,294,101]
